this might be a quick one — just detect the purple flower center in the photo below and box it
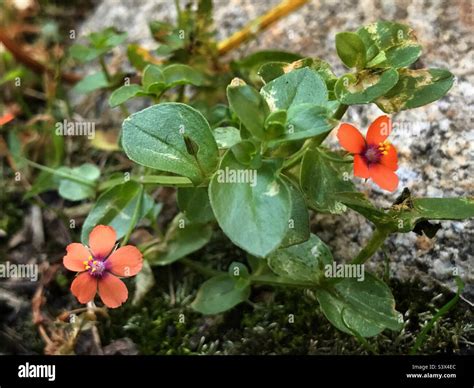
[83,257,107,277]
[361,141,390,165]
[363,144,382,164]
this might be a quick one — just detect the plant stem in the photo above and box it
[282,141,309,170]
[217,0,309,55]
[98,175,193,191]
[333,104,348,120]
[181,259,316,289]
[25,159,96,187]
[350,228,390,265]
[99,55,111,82]
[121,185,143,246]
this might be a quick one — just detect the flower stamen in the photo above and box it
[83,255,106,277]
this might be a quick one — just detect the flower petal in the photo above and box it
[380,144,398,171]
[88,225,117,259]
[71,272,97,304]
[63,243,90,272]
[353,155,369,178]
[98,273,128,308]
[106,245,143,277]
[366,115,391,145]
[369,164,399,192]
[0,112,15,126]
[337,123,366,154]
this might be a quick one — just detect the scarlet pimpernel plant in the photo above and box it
[25,7,473,340]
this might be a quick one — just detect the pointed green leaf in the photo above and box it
[142,64,166,94]
[268,234,332,284]
[269,104,335,146]
[122,103,219,185]
[317,273,403,337]
[81,181,155,244]
[177,187,215,223]
[209,151,291,257]
[162,64,204,87]
[300,148,354,213]
[151,214,212,266]
[356,21,421,68]
[335,68,399,104]
[280,176,310,247]
[226,78,269,139]
[336,32,366,69]
[260,67,328,111]
[72,71,109,94]
[57,163,100,201]
[191,274,251,315]
[109,84,144,107]
[69,44,101,62]
[213,126,241,149]
[376,68,454,113]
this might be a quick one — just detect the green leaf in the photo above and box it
[260,67,328,111]
[162,64,204,87]
[177,187,215,223]
[72,71,109,94]
[226,78,269,140]
[88,27,127,49]
[127,44,151,71]
[356,21,421,68]
[191,274,251,315]
[280,176,310,247]
[268,234,332,284]
[151,215,212,266]
[412,198,474,219]
[300,148,354,213]
[263,109,286,139]
[335,32,366,69]
[230,140,262,168]
[335,68,399,104]
[81,181,155,244]
[389,197,474,233]
[228,262,249,278]
[232,50,301,84]
[213,126,241,149]
[316,273,403,337]
[270,104,335,145]
[69,44,101,62]
[209,150,291,257]
[142,64,166,94]
[335,192,391,228]
[57,163,100,201]
[258,61,287,83]
[376,68,454,113]
[109,84,144,107]
[25,171,58,199]
[122,103,219,185]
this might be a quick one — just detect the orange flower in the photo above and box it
[337,115,399,192]
[63,225,143,308]
[0,112,15,126]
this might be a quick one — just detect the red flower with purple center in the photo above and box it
[63,225,143,308]
[337,115,399,192]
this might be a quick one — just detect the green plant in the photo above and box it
[20,8,473,341]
